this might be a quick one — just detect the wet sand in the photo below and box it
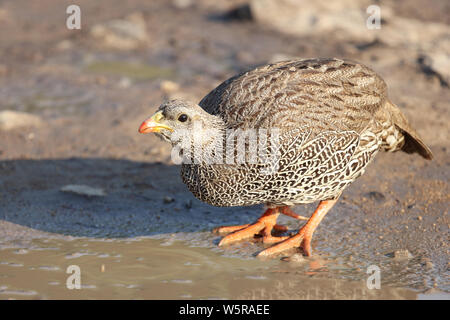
[0,0,449,299]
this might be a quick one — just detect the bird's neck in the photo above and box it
[172,118,227,165]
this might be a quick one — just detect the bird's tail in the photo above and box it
[384,100,433,160]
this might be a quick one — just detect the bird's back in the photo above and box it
[199,58,386,135]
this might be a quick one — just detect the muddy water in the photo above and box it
[0,235,436,300]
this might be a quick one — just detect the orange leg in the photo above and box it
[280,206,309,220]
[214,206,306,235]
[217,208,289,246]
[213,224,250,234]
[257,199,337,257]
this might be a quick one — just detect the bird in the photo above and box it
[138,58,433,257]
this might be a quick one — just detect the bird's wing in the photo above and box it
[199,58,387,135]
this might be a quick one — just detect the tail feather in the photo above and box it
[385,100,433,160]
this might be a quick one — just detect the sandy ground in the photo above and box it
[0,0,448,298]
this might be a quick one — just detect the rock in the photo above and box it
[0,110,42,131]
[407,203,416,209]
[381,17,450,53]
[249,0,450,59]
[417,52,450,87]
[250,0,380,42]
[163,196,175,204]
[60,185,106,197]
[90,12,148,50]
[392,249,413,260]
[118,77,132,88]
[428,52,450,86]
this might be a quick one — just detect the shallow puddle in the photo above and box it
[0,235,440,299]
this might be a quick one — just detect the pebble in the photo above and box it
[60,185,106,197]
[393,249,413,260]
[0,110,42,131]
[118,77,132,88]
[163,196,175,204]
[90,12,148,50]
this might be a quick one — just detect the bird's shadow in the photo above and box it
[0,157,259,239]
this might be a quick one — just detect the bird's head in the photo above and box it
[139,99,225,149]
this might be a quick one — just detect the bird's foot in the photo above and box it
[216,208,287,246]
[257,227,312,257]
[213,223,287,235]
[257,199,337,258]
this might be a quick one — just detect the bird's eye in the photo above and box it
[178,114,188,122]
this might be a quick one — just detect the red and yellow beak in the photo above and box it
[138,111,173,134]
